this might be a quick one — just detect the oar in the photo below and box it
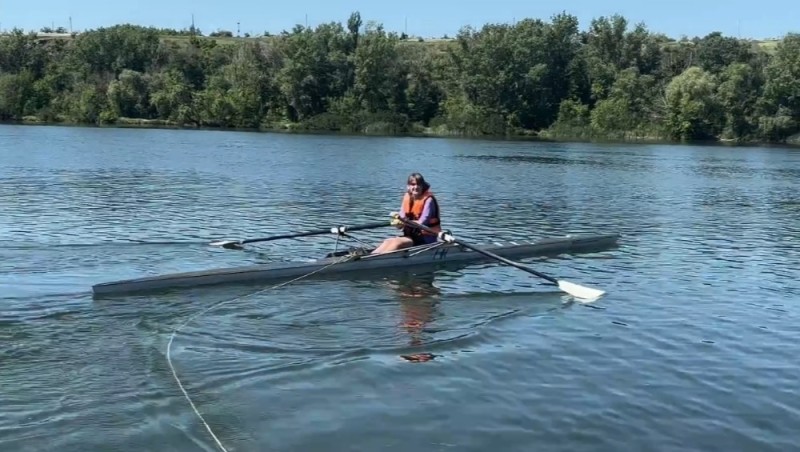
[401,219,606,301]
[210,220,390,250]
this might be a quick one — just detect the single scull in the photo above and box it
[91,224,619,297]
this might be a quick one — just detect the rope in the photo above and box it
[336,232,373,248]
[405,241,447,257]
[165,254,356,452]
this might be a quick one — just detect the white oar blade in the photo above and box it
[557,280,605,302]
[209,240,244,249]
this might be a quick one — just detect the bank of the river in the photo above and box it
[11,115,800,148]
[4,20,799,151]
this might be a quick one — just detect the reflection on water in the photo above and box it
[386,272,442,352]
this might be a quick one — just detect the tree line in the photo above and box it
[0,12,798,143]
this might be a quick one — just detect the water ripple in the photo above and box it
[2,126,800,452]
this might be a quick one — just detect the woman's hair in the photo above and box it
[407,172,431,192]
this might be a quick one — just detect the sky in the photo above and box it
[2,0,797,40]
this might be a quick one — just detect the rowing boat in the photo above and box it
[91,232,619,296]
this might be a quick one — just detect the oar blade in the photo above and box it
[209,240,244,250]
[399,218,608,300]
[557,280,605,302]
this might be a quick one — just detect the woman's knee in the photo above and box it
[387,237,411,249]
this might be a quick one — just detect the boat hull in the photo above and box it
[91,233,620,296]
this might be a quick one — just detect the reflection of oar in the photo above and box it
[402,219,606,301]
[210,221,390,250]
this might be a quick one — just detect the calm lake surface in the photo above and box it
[1,124,799,452]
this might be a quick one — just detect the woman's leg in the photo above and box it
[371,236,414,254]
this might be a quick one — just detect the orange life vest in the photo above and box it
[401,191,441,237]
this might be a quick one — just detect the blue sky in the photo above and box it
[2,0,796,40]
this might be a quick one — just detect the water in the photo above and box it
[1,124,799,452]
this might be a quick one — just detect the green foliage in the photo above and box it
[591,67,659,135]
[1,13,799,143]
[446,17,575,131]
[107,69,150,118]
[762,34,800,121]
[665,66,721,140]
[68,24,161,75]
[695,32,756,74]
[0,71,36,119]
[149,69,196,124]
[717,62,762,139]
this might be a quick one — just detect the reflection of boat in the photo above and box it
[92,233,619,296]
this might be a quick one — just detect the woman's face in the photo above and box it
[407,179,423,198]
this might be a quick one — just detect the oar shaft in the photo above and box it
[241,229,323,244]
[241,220,389,245]
[451,239,558,284]
[404,220,558,284]
[401,218,606,301]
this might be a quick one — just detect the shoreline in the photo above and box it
[7,117,799,149]
[3,22,797,150]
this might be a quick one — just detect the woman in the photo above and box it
[371,172,442,254]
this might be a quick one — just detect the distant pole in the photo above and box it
[237,21,240,37]
[405,16,407,35]
[305,14,308,27]
[69,16,72,33]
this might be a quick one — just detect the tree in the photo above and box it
[664,66,721,140]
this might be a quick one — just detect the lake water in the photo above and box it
[2,124,799,452]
